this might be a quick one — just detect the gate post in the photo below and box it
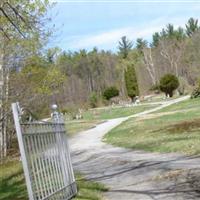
[12,103,34,200]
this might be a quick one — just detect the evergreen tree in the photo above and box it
[174,27,186,40]
[103,86,119,100]
[151,32,160,47]
[160,28,167,38]
[159,74,179,97]
[124,64,139,102]
[118,36,133,59]
[186,18,199,37]
[166,23,175,38]
[136,38,148,54]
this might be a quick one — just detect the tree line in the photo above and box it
[7,18,200,113]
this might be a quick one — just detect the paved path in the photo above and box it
[69,96,200,200]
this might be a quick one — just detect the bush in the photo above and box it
[103,86,119,100]
[159,74,179,97]
[89,92,98,108]
[191,87,200,98]
[191,79,200,98]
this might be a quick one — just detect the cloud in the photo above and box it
[49,1,200,51]
[67,17,191,50]
[68,26,160,50]
[58,15,200,50]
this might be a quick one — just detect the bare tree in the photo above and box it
[159,38,185,77]
[142,48,157,85]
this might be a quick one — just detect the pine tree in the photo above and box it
[174,27,186,40]
[118,36,133,59]
[124,64,139,102]
[186,18,199,37]
[151,32,160,47]
[166,24,175,38]
[136,38,148,54]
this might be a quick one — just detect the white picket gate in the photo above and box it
[12,103,77,200]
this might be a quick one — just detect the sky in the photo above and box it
[48,0,200,52]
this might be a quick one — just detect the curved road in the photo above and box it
[69,96,200,200]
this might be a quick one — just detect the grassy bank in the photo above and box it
[154,98,199,113]
[83,104,158,120]
[104,98,200,155]
[0,161,107,200]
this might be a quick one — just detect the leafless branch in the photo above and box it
[4,2,32,30]
[0,26,10,40]
[0,7,25,38]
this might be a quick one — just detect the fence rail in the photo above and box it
[12,103,77,200]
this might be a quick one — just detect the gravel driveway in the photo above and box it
[69,96,200,200]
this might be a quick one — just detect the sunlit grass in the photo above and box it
[83,104,158,120]
[154,98,200,113]
[104,99,200,155]
[0,161,107,200]
[0,161,27,200]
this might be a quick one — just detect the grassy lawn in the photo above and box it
[0,161,107,200]
[0,161,27,200]
[104,98,200,155]
[66,120,104,136]
[154,98,200,113]
[142,94,179,103]
[65,104,159,136]
[82,104,158,120]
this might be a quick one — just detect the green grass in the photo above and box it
[0,161,107,200]
[154,98,200,113]
[73,173,108,200]
[0,161,27,200]
[104,99,200,155]
[83,104,158,120]
[142,94,179,103]
[66,120,104,136]
[65,104,158,137]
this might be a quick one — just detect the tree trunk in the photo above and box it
[0,51,6,160]
[0,43,9,161]
[143,48,157,85]
[0,52,3,160]
[169,91,173,98]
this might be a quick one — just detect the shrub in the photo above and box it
[191,79,200,98]
[191,87,200,98]
[103,86,119,100]
[159,74,179,97]
[89,92,98,108]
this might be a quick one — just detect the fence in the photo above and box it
[12,103,77,200]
